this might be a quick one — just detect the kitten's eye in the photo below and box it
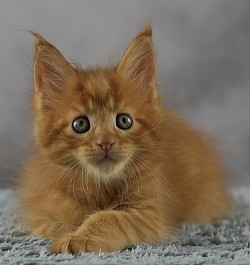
[72,116,90,133]
[116,114,133,130]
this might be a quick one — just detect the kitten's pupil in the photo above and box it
[122,117,126,124]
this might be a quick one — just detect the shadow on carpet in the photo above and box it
[0,188,250,265]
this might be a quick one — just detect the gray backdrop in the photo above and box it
[0,0,249,187]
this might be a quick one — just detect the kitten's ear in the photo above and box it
[117,23,156,91]
[32,32,75,97]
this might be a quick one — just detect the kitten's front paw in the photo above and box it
[50,233,106,254]
[50,233,86,254]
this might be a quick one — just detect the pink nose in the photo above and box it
[97,141,114,151]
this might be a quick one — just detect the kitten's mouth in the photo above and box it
[86,151,129,176]
[95,154,116,164]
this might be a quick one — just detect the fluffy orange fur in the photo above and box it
[19,24,231,254]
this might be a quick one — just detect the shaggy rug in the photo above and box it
[0,188,250,265]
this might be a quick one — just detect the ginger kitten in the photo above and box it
[19,24,230,254]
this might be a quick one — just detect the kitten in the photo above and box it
[19,23,230,254]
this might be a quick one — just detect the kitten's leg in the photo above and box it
[50,208,169,253]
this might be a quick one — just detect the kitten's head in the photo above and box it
[32,24,163,181]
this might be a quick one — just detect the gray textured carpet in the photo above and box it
[0,188,250,265]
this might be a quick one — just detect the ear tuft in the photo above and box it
[136,21,152,38]
[29,31,50,46]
